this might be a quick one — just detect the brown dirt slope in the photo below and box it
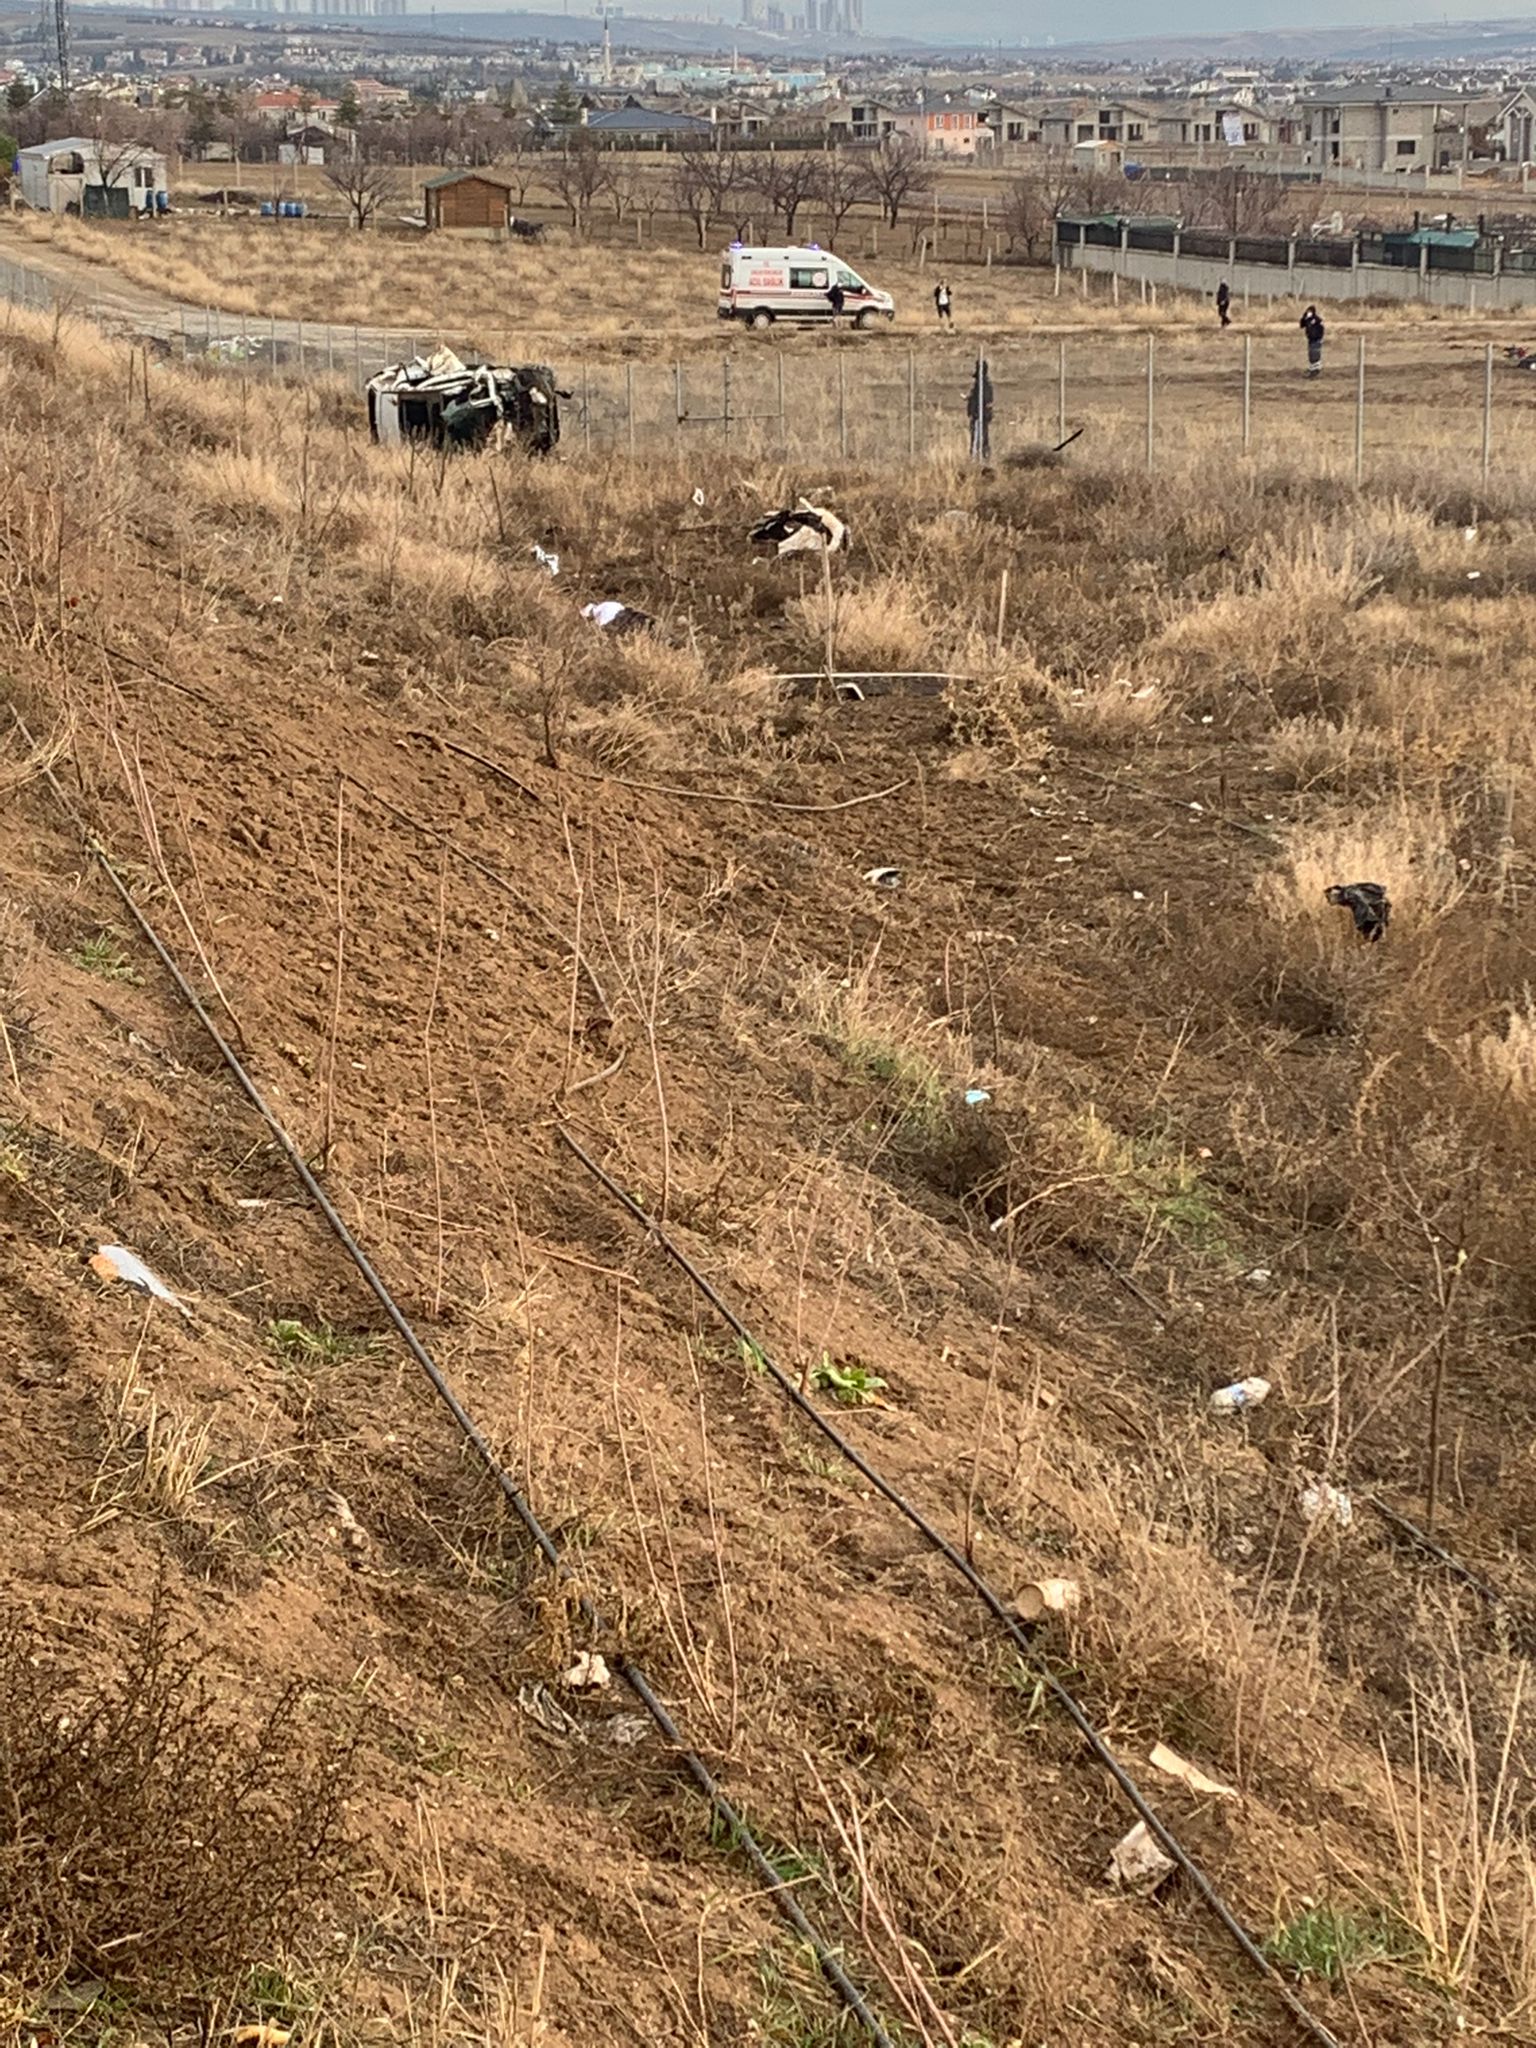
[3,304,1536,2048]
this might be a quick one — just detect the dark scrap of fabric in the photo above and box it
[1325,881,1391,942]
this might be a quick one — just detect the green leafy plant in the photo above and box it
[1267,1903,1412,1983]
[810,1354,888,1407]
[70,931,139,984]
[267,1317,373,1366]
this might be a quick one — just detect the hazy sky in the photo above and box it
[880,0,1520,40]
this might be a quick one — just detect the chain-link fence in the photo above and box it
[2,245,1526,481]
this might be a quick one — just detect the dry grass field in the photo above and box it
[24,206,1530,352]
[6,292,1536,2048]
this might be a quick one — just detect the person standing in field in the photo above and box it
[934,279,953,325]
[1300,303,1325,376]
[828,281,846,320]
[1216,279,1232,328]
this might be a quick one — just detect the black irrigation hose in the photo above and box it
[558,1126,1347,2048]
[17,726,897,2048]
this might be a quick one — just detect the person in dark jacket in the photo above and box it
[1300,304,1325,376]
[828,282,846,319]
[966,356,994,461]
[1216,280,1231,328]
[934,279,953,325]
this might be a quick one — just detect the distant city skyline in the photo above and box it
[877,0,1536,41]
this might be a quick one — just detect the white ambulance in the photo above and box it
[718,243,896,330]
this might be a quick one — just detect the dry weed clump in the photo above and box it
[943,640,1053,765]
[0,1592,356,1999]
[1264,712,1398,794]
[1053,674,1167,743]
[788,572,933,674]
[1454,993,1536,1151]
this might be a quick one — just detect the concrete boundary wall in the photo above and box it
[1061,238,1536,312]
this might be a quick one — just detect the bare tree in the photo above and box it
[818,147,875,244]
[1179,165,1294,237]
[494,119,540,206]
[603,156,641,225]
[1001,152,1082,262]
[748,147,826,240]
[864,134,934,231]
[547,136,607,235]
[672,140,740,250]
[324,150,401,230]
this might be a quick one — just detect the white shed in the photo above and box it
[17,137,167,216]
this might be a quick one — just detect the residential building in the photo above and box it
[1299,88,1495,171]
[823,94,898,143]
[1038,98,1156,150]
[984,102,1043,149]
[891,95,990,157]
[1499,86,1536,163]
[581,101,714,143]
[351,76,411,111]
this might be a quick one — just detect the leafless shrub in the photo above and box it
[0,1588,356,1997]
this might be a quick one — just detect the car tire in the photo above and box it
[854,308,877,330]
[749,309,774,330]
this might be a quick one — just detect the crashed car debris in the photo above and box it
[366,346,567,456]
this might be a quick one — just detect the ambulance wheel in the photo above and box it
[748,309,774,330]
[854,308,877,330]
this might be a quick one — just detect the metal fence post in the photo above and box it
[269,312,277,376]
[1354,334,1365,483]
[582,363,591,452]
[296,318,303,378]
[179,305,186,357]
[675,362,683,440]
[1057,337,1066,446]
[353,325,361,385]
[1145,333,1155,472]
[777,349,786,453]
[837,351,847,460]
[1242,334,1252,454]
[626,360,635,456]
[1482,340,1493,485]
[327,325,334,376]
[907,343,917,459]
[722,354,731,444]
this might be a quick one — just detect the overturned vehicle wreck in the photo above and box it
[366,347,565,455]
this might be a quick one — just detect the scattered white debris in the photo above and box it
[231,2028,292,2048]
[1132,890,1146,902]
[88,1245,192,1320]
[691,487,706,508]
[1210,1377,1271,1414]
[1148,1742,1239,1801]
[531,544,560,578]
[606,1712,652,1747]
[1189,801,1204,813]
[1016,1577,1080,1622]
[1300,1481,1354,1529]
[582,599,627,628]
[1246,1267,1273,1286]
[1129,683,1157,701]
[863,866,901,890]
[964,1088,991,1107]
[1464,525,1479,545]
[1106,1820,1176,1891]
[327,1491,371,1562]
[563,1652,611,1691]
